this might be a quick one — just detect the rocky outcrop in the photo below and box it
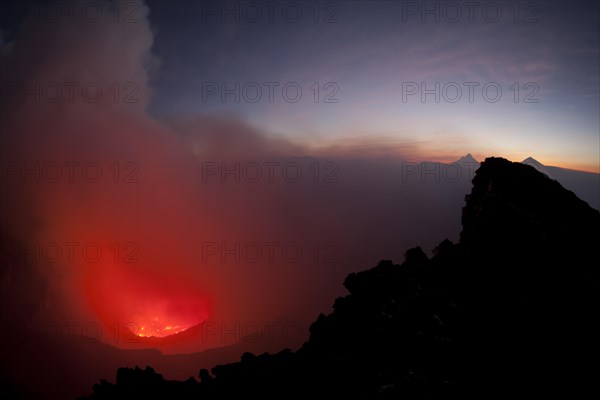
[80,158,600,399]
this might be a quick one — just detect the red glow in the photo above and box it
[84,256,211,342]
[128,298,210,338]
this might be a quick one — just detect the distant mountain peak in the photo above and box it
[520,156,551,177]
[454,153,479,164]
[522,156,542,165]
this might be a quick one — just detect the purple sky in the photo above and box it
[126,0,600,171]
[1,0,598,170]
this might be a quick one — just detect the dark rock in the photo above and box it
[81,157,599,399]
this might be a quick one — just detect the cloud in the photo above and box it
[0,1,468,361]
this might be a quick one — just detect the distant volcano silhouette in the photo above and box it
[520,156,552,177]
[453,153,479,165]
[80,157,599,400]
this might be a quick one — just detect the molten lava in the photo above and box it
[129,301,209,338]
[84,258,211,343]
[136,318,188,338]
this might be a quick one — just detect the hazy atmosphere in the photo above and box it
[0,1,598,399]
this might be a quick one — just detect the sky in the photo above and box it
[1,1,598,170]
[0,2,598,396]
[144,0,599,171]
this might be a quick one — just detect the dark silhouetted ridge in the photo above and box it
[80,157,599,399]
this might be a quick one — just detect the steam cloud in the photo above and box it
[0,1,464,357]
